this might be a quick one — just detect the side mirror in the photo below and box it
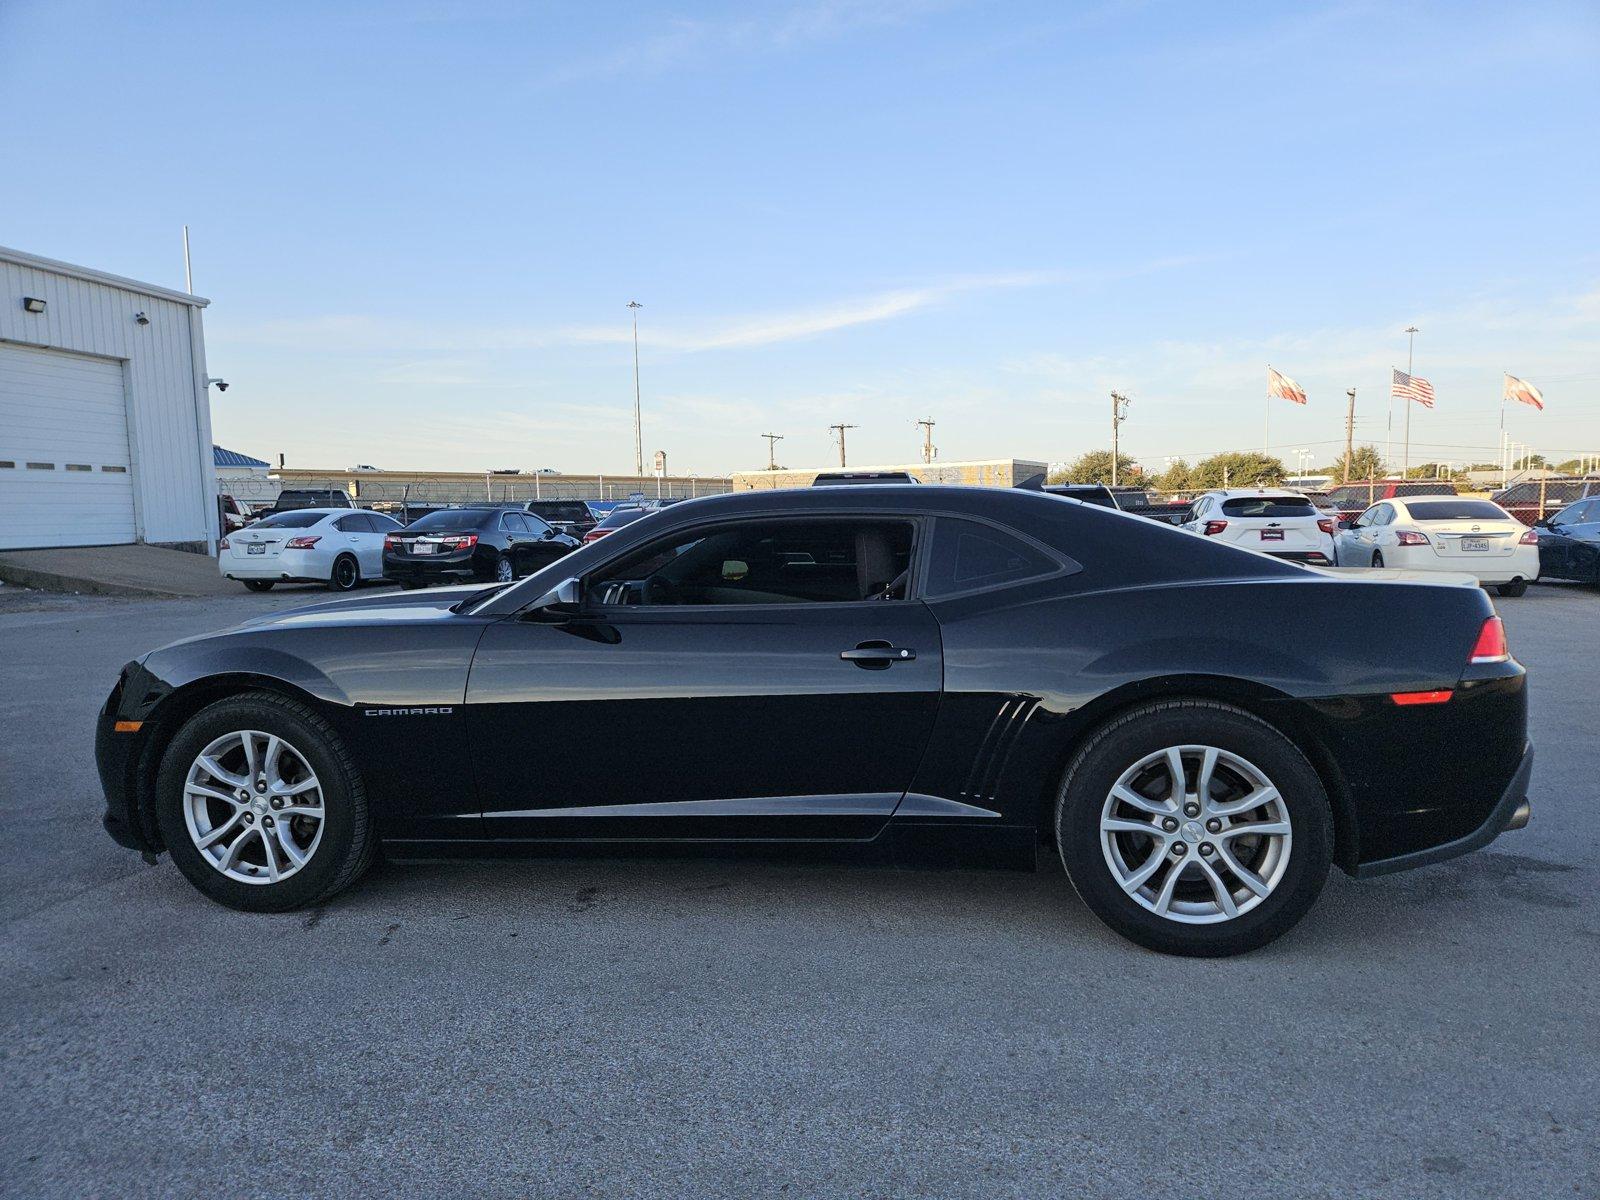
[521,576,581,619]
[1337,519,1354,530]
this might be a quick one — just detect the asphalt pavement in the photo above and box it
[2,582,1597,1198]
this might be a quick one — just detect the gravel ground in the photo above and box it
[2,582,1597,1199]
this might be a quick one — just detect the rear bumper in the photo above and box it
[383,557,479,584]
[1354,742,1533,877]
[220,549,327,581]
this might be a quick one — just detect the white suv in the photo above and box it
[1180,489,1335,564]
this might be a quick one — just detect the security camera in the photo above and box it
[206,377,229,392]
[215,380,228,391]
[134,311,150,326]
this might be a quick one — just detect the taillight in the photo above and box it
[384,535,400,549]
[1390,690,1453,706]
[284,536,321,549]
[1470,616,1509,664]
[1202,520,1228,536]
[1396,531,1430,546]
[441,534,478,551]
[219,536,230,550]
[1519,528,1538,545]
[583,529,612,543]
[1317,519,1334,535]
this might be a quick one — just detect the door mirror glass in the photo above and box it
[721,559,749,581]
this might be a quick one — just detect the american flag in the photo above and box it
[1266,366,1307,405]
[1391,368,1435,409]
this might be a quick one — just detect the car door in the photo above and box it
[464,514,943,841]
[497,511,533,576]
[330,513,375,572]
[517,512,572,574]
[363,512,402,576]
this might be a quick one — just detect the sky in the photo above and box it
[2,0,1598,477]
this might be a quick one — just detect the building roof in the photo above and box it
[214,445,270,469]
[0,245,210,308]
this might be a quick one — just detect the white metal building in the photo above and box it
[0,246,217,552]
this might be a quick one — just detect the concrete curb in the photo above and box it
[0,559,186,598]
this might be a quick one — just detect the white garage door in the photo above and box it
[0,343,136,549]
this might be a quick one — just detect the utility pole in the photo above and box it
[760,432,784,471]
[829,423,857,468]
[915,417,937,464]
[627,301,644,477]
[1402,325,1418,478]
[1110,391,1131,486]
[1343,388,1356,482]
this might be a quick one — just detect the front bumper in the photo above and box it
[96,665,156,851]
[1354,742,1533,877]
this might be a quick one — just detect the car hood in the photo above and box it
[228,584,499,631]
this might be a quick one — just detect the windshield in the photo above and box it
[406,509,492,531]
[1406,500,1508,521]
[252,511,324,529]
[1220,496,1315,518]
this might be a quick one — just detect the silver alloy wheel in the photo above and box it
[1099,744,1292,924]
[182,729,326,885]
[495,554,513,582]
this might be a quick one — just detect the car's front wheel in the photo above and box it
[154,693,376,912]
[1055,700,1333,957]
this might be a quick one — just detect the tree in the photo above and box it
[1331,444,1386,482]
[1153,458,1193,492]
[1050,451,1138,485]
[1188,451,1285,489]
[1555,458,1583,473]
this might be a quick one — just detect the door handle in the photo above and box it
[840,643,915,665]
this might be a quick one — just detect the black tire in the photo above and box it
[329,554,360,592]
[398,580,424,590]
[1371,550,1384,568]
[1055,699,1333,957]
[1496,579,1527,597]
[242,580,275,592]
[154,692,377,912]
[493,553,514,583]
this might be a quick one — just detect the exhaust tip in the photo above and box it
[1506,800,1532,831]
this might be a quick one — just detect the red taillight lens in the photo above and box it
[1470,616,1509,664]
[384,535,400,549]
[1317,519,1335,535]
[441,534,478,550]
[1519,528,1538,545]
[219,537,230,550]
[284,536,321,549]
[1396,531,1430,546]
[1390,689,1454,706]
[583,529,612,543]
[1202,520,1228,536]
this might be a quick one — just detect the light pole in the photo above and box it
[1110,391,1131,486]
[627,301,644,477]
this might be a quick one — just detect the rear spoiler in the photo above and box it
[1014,472,1046,490]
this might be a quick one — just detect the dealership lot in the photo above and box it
[2,584,1597,1198]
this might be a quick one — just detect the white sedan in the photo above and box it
[1333,497,1539,596]
[219,508,403,592]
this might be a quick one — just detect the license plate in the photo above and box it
[1462,538,1490,552]
[414,542,436,555]
[247,543,266,555]
[1260,529,1285,541]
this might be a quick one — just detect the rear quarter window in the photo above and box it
[923,517,1064,598]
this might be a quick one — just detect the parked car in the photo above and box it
[1333,497,1539,595]
[261,489,352,516]
[524,499,598,538]
[1532,497,1600,583]
[813,471,918,485]
[581,504,655,543]
[99,485,1531,957]
[218,493,252,534]
[1492,477,1600,526]
[383,506,579,587]
[1178,489,1335,564]
[220,508,402,592]
[1324,479,1457,522]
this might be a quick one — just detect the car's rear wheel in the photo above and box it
[1497,579,1527,597]
[242,580,274,592]
[493,553,514,583]
[1055,700,1332,957]
[1371,550,1384,568]
[329,554,360,591]
[154,693,376,912]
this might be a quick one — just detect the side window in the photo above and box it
[501,512,529,533]
[371,513,401,531]
[524,515,554,538]
[1372,504,1394,526]
[587,519,915,606]
[923,517,1060,598]
[334,514,363,532]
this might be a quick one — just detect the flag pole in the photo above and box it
[1499,374,1508,489]
[1264,367,1270,456]
[1402,326,1418,477]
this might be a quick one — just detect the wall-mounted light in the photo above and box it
[22,297,46,314]
[134,311,150,326]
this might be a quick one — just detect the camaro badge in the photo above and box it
[363,706,455,717]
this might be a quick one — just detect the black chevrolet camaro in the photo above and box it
[95,486,1533,956]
